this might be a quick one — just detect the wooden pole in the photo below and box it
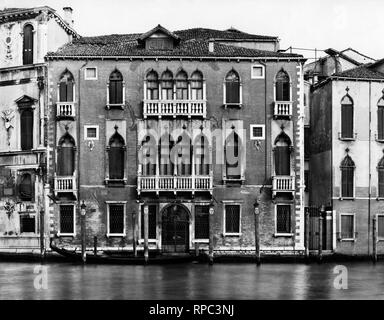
[208,206,214,265]
[144,205,149,263]
[40,209,45,260]
[81,212,86,264]
[318,215,323,263]
[305,209,309,262]
[93,236,97,256]
[373,217,377,263]
[254,207,260,266]
[195,241,199,257]
[133,211,137,257]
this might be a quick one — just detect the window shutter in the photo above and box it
[58,146,75,176]
[23,25,33,65]
[19,174,33,201]
[378,107,384,140]
[109,147,124,179]
[66,81,74,102]
[378,216,384,238]
[195,206,209,239]
[379,169,384,198]
[226,82,240,104]
[341,167,354,198]
[341,105,353,138]
[20,109,33,150]
[274,146,290,175]
[341,215,353,239]
[59,82,67,102]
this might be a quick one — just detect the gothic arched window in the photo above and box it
[59,70,74,102]
[191,70,203,100]
[225,131,241,179]
[341,153,355,198]
[109,70,123,105]
[57,133,76,176]
[175,131,192,176]
[341,94,354,139]
[146,70,159,100]
[378,95,384,140]
[108,132,125,180]
[159,134,174,175]
[225,70,240,104]
[274,132,292,176]
[275,70,290,101]
[161,70,173,100]
[378,156,384,198]
[194,134,210,175]
[141,134,157,176]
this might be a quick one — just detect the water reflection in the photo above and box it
[0,262,384,300]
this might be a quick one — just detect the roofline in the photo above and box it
[340,48,376,61]
[46,55,305,62]
[213,38,278,42]
[369,58,384,68]
[313,75,384,90]
[0,6,79,38]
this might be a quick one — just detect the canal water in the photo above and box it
[0,262,383,300]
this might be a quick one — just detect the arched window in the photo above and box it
[225,131,241,179]
[141,134,157,176]
[20,108,33,150]
[274,132,292,176]
[340,153,355,198]
[175,70,188,100]
[275,70,290,101]
[378,156,384,198]
[159,134,174,175]
[146,70,159,100]
[225,70,240,104]
[59,70,74,102]
[109,70,123,105]
[19,173,33,201]
[23,24,34,65]
[175,132,192,176]
[161,70,173,100]
[194,134,210,175]
[57,133,76,176]
[341,94,354,139]
[191,70,203,100]
[378,96,384,140]
[108,132,125,180]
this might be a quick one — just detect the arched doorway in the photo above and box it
[161,204,190,253]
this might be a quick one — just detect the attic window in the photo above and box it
[146,37,174,50]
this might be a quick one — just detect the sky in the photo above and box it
[2,0,384,61]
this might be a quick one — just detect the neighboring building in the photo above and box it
[46,25,307,255]
[0,7,77,252]
[310,63,384,256]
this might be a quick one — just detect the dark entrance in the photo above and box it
[161,204,190,253]
[306,206,333,251]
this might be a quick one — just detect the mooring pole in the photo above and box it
[195,241,199,257]
[305,208,309,262]
[80,201,87,264]
[318,208,323,263]
[40,209,45,261]
[254,202,260,266]
[208,203,215,265]
[93,236,97,256]
[373,217,377,263]
[132,210,138,257]
[144,205,149,264]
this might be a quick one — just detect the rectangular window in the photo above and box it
[304,126,310,159]
[20,109,34,150]
[340,214,354,239]
[379,170,384,198]
[224,204,240,234]
[276,205,291,234]
[20,214,36,233]
[85,67,97,80]
[195,205,209,239]
[378,215,384,238]
[108,204,125,235]
[250,125,265,140]
[84,125,99,140]
[251,65,265,79]
[341,104,353,139]
[141,205,157,239]
[60,205,75,235]
[341,168,354,198]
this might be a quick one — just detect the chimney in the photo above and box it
[63,7,74,28]
[208,39,215,53]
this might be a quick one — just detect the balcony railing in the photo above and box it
[137,175,212,194]
[274,101,292,118]
[56,102,75,119]
[272,175,295,196]
[143,100,206,118]
[54,175,77,197]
